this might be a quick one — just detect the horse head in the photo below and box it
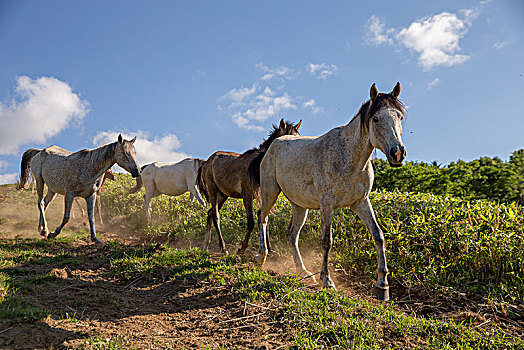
[366,82,406,167]
[115,134,140,177]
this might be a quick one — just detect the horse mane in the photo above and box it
[73,142,118,164]
[244,120,299,156]
[246,120,300,192]
[352,93,405,131]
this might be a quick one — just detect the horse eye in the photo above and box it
[373,116,379,122]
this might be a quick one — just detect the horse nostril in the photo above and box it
[389,148,396,159]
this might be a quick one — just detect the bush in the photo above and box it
[101,174,524,300]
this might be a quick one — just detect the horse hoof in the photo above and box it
[92,238,105,246]
[300,271,318,284]
[323,279,336,291]
[254,253,267,266]
[374,286,390,301]
[47,232,57,239]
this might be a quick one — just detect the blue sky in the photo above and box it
[0,0,523,183]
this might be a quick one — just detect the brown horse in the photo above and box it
[197,119,301,254]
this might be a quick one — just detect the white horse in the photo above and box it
[18,135,140,245]
[127,158,206,223]
[252,83,406,301]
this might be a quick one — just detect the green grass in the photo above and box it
[97,243,524,349]
[0,231,521,348]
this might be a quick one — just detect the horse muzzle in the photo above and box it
[387,145,406,167]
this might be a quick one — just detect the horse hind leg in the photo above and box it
[238,196,254,253]
[47,192,74,239]
[287,203,316,283]
[212,192,229,255]
[254,178,280,266]
[37,182,54,236]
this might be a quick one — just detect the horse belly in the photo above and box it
[154,171,188,196]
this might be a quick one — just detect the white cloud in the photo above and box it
[256,63,294,81]
[365,5,485,70]
[426,78,440,90]
[221,84,298,131]
[396,12,470,70]
[306,63,339,80]
[365,15,394,45]
[0,76,89,155]
[493,41,507,50]
[0,173,18,185]
[92,131,189,172]
[302,99,324,115]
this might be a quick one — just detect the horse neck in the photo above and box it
[340,117,374,171]
[89,142,118,179]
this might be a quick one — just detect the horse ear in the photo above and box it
[279,118,285,131]
[391,82,401,99]
[118,134,123,144]
[370,83,379,101]
[130,136,136,144]
[295,120,302,131]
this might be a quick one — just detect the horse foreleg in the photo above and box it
[352,198,389,301]
[320,196,336,290]
[191,185,206,207]
[287,203,315,283]
[47,192,74,239]
[86,194,103,245]
[144,192,153,224]
[238,198,254,253]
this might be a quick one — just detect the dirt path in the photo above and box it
[0,240,293,349]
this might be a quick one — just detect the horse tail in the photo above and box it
[247,151,265,196]
[196,162,209,203]
[17,148,40,190]
[126,164,150,194]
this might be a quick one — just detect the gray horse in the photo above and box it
[18,134,140,245]
[252,83,406,301]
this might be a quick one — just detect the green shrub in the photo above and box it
[101,174,524,300]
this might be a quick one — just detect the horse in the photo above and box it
[252,83,406,301]
[73,170,115,224]
[126,158,206,223]
[17,134,140,245]
[197,118,301,255]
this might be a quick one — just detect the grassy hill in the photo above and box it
[0,178,523,349]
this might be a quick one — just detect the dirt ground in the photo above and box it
[0,185,523,349]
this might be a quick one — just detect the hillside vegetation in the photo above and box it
[0,175,523,348]
[103,174,524,301]
[373,149,524,204]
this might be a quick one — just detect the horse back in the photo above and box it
[205,151,253,198]
[265,133,373,209]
